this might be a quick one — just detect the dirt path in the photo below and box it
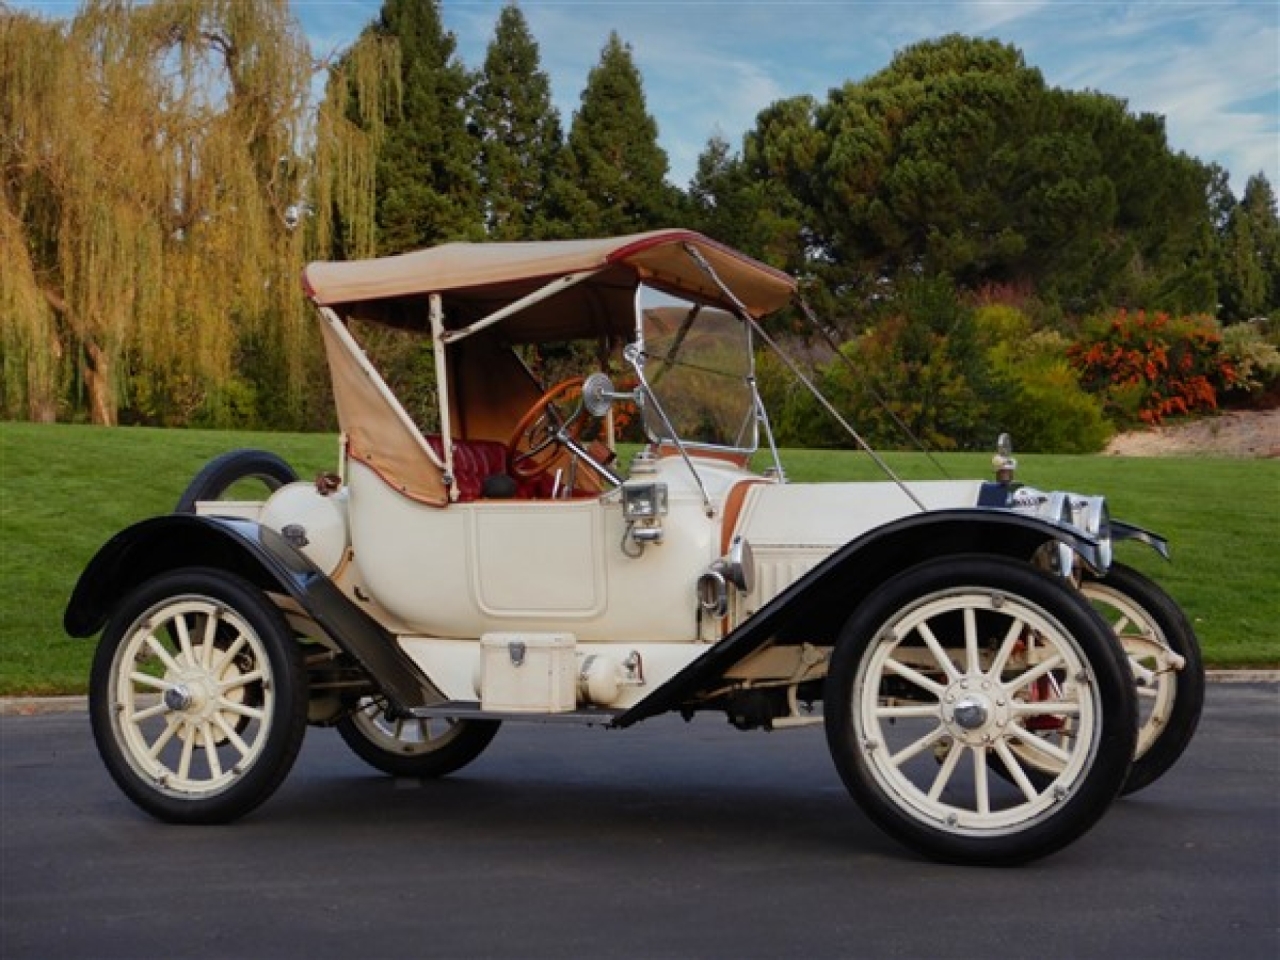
[1104,408,1280,457]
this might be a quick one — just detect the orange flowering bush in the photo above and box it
[1068,310,1238,425]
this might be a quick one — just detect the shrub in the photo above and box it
[1068,310,1237,425]
[973,307,1110,452]
[1219,321,1280,401]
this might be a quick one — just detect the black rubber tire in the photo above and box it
[336,698,500,778]
[1083,563,1204,795]
[824,555,1137,866]
[90,568,308,824]
[175,449,298,512]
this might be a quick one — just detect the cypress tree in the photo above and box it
[548,32,677,236]
[472,2,562,240]
[370,0,481,252]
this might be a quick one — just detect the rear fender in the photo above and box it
[64,515,442,712]
[615,509,1102,727]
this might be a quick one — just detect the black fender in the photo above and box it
[1112,519,1170,560]
[64,514,443,712]
[615,508,1105,727]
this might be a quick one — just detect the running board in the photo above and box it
[409,701,623,726]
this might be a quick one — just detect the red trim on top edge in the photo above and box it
[606,229,796,287]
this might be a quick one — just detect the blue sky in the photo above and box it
[14,1,1279,195]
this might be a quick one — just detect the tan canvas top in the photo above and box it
[302,230,796,340]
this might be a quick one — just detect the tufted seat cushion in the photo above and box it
[425,436,517,502]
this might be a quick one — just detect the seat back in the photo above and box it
[425,436,513,502]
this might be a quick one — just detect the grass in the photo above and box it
[2,422,1276,695]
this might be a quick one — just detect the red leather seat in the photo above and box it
[425,436,515,502]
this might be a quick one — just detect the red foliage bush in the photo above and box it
[1068,310,1238,425]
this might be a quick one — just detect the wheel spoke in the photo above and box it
[219,668,264,694]
[203,729,223,779]
[988,618,1025,679]
[131,700,169,723]
[916,622,961,683]
[129,671,169,692]
[174,613,196,666]
[214,697,265,722]
[889,723,948,767]
[1130,660,1159,687]
[177,725,196,781]
[146,715,182,760]
[143,633,183,675]
[964,607,980,675]
[212,631,247,675]
[927,740,964,801]
[972,745,990,815]
[876,703,942,720]
[201,609,218,669]
[993,740,1041,802]
[1011,700,1081,719]
[1003,653,1065,695]
[1009,724,1073,765]
[883,657,947,698]
[213,713,253,759]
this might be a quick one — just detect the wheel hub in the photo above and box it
[952,696,989,730]
[942,678,1011,746]
[163,684,194,711]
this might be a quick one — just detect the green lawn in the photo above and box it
[2,422,1276,695]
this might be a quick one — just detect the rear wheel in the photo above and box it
[175,449,298,513]
[90,568,308,823]
[337,696,500,778]
[824,556,1136,866]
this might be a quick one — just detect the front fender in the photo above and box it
[615,508,1102,727]
[1112,519,1170,560]
[65,514,442,711]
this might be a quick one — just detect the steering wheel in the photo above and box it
[506,377,588,479]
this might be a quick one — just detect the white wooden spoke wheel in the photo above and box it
[337,697,500,778]
[1080,563,1204,795]
[90,569,306,824]
[826,557,1135,865]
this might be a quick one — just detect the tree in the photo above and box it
[471,2,562,240]
[0,0,323,426]
[741,35,1219,320]
[367,0,481,252]
[547,32,677,235]
[1217,173,1280,322]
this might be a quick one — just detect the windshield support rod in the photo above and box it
[438,268,602,345]
[681,243,927,513]
[795,297,950,480]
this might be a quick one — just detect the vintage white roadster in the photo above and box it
[66,230,1202,865]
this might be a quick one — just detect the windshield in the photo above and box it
[637,295,758,453]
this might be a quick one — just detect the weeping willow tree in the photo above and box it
[0,0,389,426]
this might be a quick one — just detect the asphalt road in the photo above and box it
[2,684,1277,960]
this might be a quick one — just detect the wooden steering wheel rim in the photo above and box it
[505,377,586,478]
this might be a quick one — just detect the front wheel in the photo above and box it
[89,568,308,823]
[824,556,1136,865]
[1082,563,1204,794]
[336,697,500,778]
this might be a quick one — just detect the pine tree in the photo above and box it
[548,32,676,236]
[471,2,562,240]
[369,0,481,252]
[689,132,807,273]
[1218,173,1280,321]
